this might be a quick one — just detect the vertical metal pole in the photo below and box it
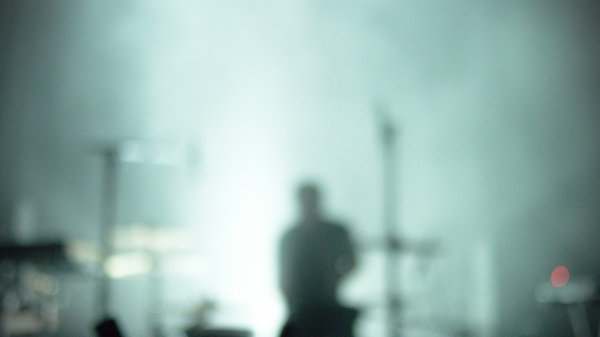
[98,148,119,319]
[377,103,401,337]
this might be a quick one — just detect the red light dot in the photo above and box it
[551,266,569,287]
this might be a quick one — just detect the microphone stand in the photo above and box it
[375,103,402,337]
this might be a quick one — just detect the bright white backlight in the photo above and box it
[105,252,154,278]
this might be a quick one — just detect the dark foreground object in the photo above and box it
[95,317,124,337]
[185,327,253,337]
[279,305,359,337]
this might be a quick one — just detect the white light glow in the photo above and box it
[104,252,153,279]
[113,224,195,252]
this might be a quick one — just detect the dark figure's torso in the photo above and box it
[279,305,359,337]
[279,221,357,337]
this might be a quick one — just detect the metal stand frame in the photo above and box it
[98,148,119,320]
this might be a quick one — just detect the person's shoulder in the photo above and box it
[281,224,298,235]
[280,223,307,239]
[324,220,351,234]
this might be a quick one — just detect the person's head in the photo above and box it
[297,182,321,221]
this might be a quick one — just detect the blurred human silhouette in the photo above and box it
[278,182,359,337]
